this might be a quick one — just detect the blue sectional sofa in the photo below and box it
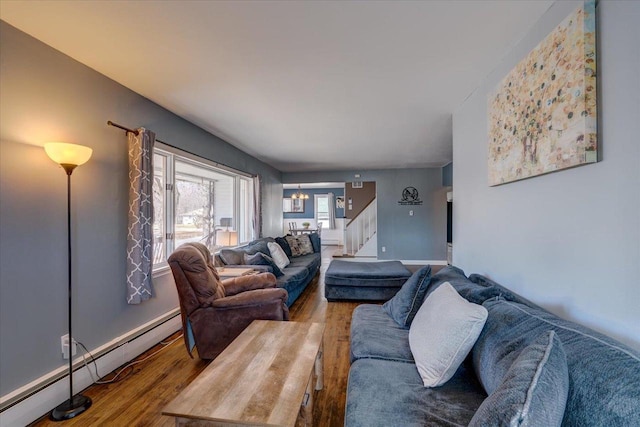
[346,266,640,426]
[214,235,321,307]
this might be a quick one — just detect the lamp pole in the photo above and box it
[44,143,93,421]
[65,167,74,407]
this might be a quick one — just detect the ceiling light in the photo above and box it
[290,185,309,200]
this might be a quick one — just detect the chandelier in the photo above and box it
[290,185,309,200]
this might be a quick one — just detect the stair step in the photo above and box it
[333,253,355,258]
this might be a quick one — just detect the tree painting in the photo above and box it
[488,0,596,186]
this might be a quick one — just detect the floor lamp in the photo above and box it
[44,142,93,421]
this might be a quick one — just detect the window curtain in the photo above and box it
[126,128,155,304]
[252,175,262,239]
[328,192,336,229]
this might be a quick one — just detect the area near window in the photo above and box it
[314,194,330,229]
[152,143,255,271]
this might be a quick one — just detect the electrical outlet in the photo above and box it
[61,334,77,359]
[381,246,386,253]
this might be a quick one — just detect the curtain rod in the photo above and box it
[106,120,256,177]
[107,120,168,144]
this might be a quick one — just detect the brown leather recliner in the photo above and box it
[168,242,289,360]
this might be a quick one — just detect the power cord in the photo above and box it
[76,333,183,385]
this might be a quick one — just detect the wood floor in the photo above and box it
[31,246,360,427]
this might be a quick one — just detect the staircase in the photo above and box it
[344,198,377,256]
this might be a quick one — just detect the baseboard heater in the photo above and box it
[0,308,181,426]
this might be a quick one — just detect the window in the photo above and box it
[315,194,330,229]
[152,153,168,265]
[153,144,255,270]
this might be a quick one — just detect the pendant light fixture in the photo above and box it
[290,185,309,200]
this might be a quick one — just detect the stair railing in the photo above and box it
[345,198,377,255]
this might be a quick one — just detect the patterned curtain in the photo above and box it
[252,175,262,239]
[126,128,155,304]
[328,192,336,229]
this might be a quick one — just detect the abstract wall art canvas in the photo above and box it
[488,0,596,186]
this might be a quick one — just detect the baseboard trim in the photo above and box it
[332,258,448,265]
[0,308,181,426]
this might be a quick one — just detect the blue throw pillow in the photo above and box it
[244,252,284,277]
[308,232,321,253]
[382,265,432,328]
[469,330,569,427]
[244,240,271,257]
[275,236,292,257]
[219,249,244,265]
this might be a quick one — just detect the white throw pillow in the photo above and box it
[409,282,488,387]
[267,241,290,270]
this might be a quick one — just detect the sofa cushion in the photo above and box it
[427,265,504,305]
[410,282,488,387]
[382,265,432,328]
[285,234,313,257]
[275,265,309,289]
[469,330,569,427]
[243,240,271,256]
[308,232,321,253]
[297,234,314,255]
[275,264,311,308]
[275,236,292,257]
[346,358,486,427]
[267,241,290,270]
[473,297,640,426]
[218,248,244,266]
[350,304,413,363]
[218,239,273,266]
[243,252,284,277]
[285,235,302,257]
[287,253,320,276]
[286,253,318,266]
[469,274,544,309]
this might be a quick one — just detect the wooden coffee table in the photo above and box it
[163,320,325,427]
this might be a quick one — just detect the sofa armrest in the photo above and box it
[212,287,287,310]
[221,264,272,273]
[222,272,277,296]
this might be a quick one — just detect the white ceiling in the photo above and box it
[0,0,553,173]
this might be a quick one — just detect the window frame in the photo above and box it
[152,143,255,273]
[314,193,330,229]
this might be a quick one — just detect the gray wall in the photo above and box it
[283,169,447,261]
[452,1,640,349]
[442,162,453,187]
[0,21,282,395]
[283,188,345,219]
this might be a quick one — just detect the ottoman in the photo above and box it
[324,260,412,301]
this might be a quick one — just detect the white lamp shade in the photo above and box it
[216,230,238,247]
[44,142,93,166]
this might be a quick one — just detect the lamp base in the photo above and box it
[50,394,92,421]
